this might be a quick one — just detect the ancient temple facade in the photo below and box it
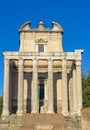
[2,21,83,117]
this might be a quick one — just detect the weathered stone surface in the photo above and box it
[0,114,22,130]
[18,113,72,130]
[81,108,90,130]
[34,125,53,130]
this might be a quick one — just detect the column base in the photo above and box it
[76,111,81,116]
[31,111,39,114]
[62,111,69,116]
[2,111,10,116]
[17,111,23,116]
[70,112,77,116]
[47,110,54,114]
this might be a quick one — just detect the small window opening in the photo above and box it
[38,44,44,52]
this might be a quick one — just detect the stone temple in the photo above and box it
[1,21,84,130]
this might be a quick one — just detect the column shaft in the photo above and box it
[17,58,24,115]
[68,71,73,113]
[9,65,12,113]
[2,58,10,116]
[31,59,38,113]
[76,60,82,115]
[47,59,54,113]
[62,59,68,115]
[72,64,77,114]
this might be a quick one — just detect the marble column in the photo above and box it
[31,58,38,113]
[17,58,24,115]
[68,70,73,114]
[76,60,82,115]
[72,63,77,114]
[2,58,10,116]
[47,58,54,113]
[9,64,12,114]
[62,59,68,115]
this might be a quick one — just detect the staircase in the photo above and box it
[19,113,71,130]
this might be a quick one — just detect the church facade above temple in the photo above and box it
[19,21,63,52]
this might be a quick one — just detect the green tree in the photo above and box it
[82,72,90,108]
[0,96,3,116]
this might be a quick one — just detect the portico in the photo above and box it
[2,21,83,117]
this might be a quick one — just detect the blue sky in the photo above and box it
[0,0,90,95]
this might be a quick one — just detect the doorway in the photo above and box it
[39,84,44,100]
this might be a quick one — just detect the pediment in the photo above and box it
[36,39,48,43]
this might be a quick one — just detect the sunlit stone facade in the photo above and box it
[2,21,83,116]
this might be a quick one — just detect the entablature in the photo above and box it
[3,50,83,61]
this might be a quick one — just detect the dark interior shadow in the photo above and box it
[67,71,73,113]
[38,72,48,113]
[53,72,61,113]
[11,61,18,114]
[24,72,32,113]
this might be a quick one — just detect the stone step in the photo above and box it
[23,114,65,121]
[19,126,33,130]
[19,114,71,130]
